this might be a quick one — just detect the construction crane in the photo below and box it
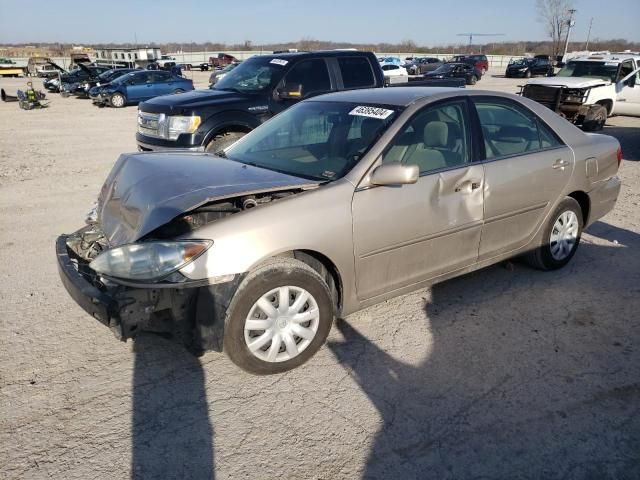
[456,33,505,48]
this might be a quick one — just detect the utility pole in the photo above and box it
[584,17,593,50]
[562,9,577,59]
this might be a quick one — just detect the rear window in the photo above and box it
[337,57,376,89]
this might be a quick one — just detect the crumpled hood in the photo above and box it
[96,152,318,246]
[526,76,610,89]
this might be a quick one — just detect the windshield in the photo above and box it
[213,56,284,93]
[510,58,530,66]
[433,64,454,73]
[557,61,618,82]
[224,101,399,181]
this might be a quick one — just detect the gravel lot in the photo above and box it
[1,70,639,480]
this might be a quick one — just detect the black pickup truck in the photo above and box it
[136,50,465,152]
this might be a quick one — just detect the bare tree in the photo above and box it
[536,0,575,57]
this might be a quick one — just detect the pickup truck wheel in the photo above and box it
[205,131,246,153]
[525,197,582,271]
[224,258,334,374]
[110,92,125,108]
[582,105,607,131]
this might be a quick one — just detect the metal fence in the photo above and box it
[8,52,526,70]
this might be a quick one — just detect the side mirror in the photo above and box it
[370,162,419,186]
[276,83,303,100]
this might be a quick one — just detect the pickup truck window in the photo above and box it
[214,57,282,93]
[337,57,375,89]
[618,60,634,81]
[284,59,331,97]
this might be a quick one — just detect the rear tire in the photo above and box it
[224,258,334,374]
[205,131,246,153]
[525,70,532,78]
[582,105,607,132]
[525,197,583,271]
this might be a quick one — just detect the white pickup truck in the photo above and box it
[521,53,640,131]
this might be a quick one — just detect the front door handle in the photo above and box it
[552,159,570,170]
[455,180,482,193]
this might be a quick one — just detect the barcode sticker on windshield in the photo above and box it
[270,59,288,66]
[349,106,394,119]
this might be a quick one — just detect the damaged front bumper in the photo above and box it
[56,231,241,352]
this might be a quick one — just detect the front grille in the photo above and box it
[521,84,588,113]
[137,111,164,138]
[521,84,562,110]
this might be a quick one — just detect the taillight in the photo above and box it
[617,147,623,167]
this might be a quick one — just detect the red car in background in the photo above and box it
[448,54,489,75]
[209,53,238,68]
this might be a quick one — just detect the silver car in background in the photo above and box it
[57,87,622,374]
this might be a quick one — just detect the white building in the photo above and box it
[94,47,162,67]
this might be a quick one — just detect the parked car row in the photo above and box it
[380,54,486,86]
[90,69,194,107]
[40,62,194,108]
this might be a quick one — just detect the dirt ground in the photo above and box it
[1,70,639,480]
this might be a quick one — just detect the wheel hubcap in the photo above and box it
[113,95,123,106]
[244,286,320,363]
[550,211,579,260]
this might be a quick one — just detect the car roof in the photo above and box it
[248,50,376,61]
[307,87,465,107]
[570,54,640,63]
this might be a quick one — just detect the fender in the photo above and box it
[200,110,265,146]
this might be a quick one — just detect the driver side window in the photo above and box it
[383,100,472,174]
[131,73,150,85]
[284,59,331,98]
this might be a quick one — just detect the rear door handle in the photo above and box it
[552,159,570,170]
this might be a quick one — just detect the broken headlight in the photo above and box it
[90,240,212,282]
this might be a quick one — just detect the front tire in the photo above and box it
[525,197,583,270]
[173,88,185,94]
[224,258,334,375]
[582,105,607,132]
[468,75,477,85]
[525,70,532,78]
[110,92,126,108]
[205,131,246,153]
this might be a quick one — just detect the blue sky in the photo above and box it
[1,0,638,45]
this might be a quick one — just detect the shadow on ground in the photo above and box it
[329,221,640,479]
[131,334,214,479]
[603,125,640,162]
